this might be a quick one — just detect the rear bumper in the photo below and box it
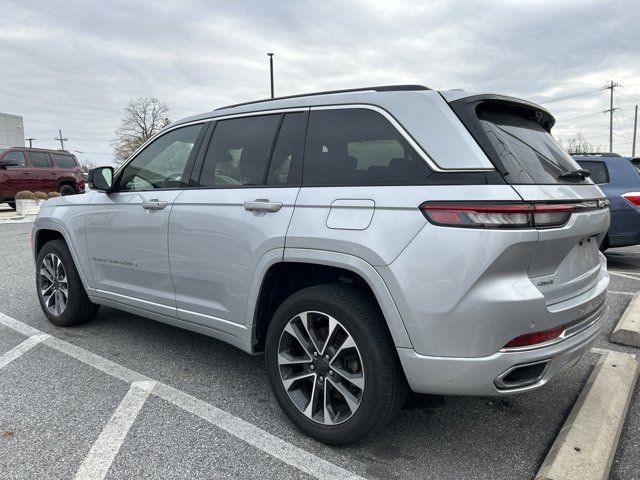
[398,302,606,395]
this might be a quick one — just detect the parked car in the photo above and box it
[0,147,84,209]
[573,154,640,250]
[32,86,610,444]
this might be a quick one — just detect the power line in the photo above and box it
[618,91,640,102]
[559,110,604,122]
[25,137,35,148]
[538,88,602,104]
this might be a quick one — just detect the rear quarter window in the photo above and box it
[575,161,610,184]
[52,153,78,169]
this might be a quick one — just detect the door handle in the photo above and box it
[244,199,283,212]
[142,200,167,210]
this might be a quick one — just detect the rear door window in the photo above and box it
[52,153,78,169]
[266,112,306,186]
[198,114,281,187]
[29,152,52,168]
[3,151,27,167]
[632,159,640,175]
[575,161,610,184]
[303,108,431,185]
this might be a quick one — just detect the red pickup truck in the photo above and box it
[0,147,85,209]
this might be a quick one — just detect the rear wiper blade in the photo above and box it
[558,168,591,180]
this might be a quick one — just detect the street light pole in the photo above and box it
[267,52,274,99]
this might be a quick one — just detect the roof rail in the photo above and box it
[572,152,622,157]
[215,85,430,111]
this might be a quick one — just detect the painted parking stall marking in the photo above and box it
[74,381,157,480]
[0,334,50,370]
[0,312,366,480]
[609,271,640,282]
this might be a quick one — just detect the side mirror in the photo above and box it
[88,166,114,192]
[0,159,20,169]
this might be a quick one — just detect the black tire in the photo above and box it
[600,235,610,252]
[59,184,76,196]
[265,284,407,445]
[36,239,99,326]
[7,201,16,210]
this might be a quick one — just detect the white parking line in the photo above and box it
[0,313,366,480]
[609,291,636,296]
[154,383,364,480]
[74,381,156,480]
[609,270,640,281]
[0,334,50,370]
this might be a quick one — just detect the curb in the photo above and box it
[611,292,640,347]
[535,351,638,480]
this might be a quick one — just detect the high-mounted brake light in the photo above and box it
[622,192,640,207]
[503,325,565,349]
[420,203,575,229]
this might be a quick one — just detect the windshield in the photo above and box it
[477,105,589,185]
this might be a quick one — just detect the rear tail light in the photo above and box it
[503,325,565,349]
[622,192,640,207]
[420,203,575,229]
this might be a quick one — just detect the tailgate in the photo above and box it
[446,94,611,306]
[513,184,609,305]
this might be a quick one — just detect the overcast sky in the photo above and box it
[1,0,639,164]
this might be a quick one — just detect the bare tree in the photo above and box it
[80,159,97,173]
[557,133,603,155]
[112,97,171,162]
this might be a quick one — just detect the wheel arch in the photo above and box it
[57,179,78,193]
[33,221,94,293]
[248,248,412,353]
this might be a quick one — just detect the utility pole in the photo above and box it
[54,129,68,150]
[602,80,620,153]
[25,137,35,148]
[267,52,274,99]
[633,105,638,157]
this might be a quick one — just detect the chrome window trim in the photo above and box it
[310,104,495,173]
[115,108,309,175]
[117,104,497,175]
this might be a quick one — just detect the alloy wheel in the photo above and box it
[39,253,68,316]
[277,311,365,425]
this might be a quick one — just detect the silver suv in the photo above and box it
[33,85,610,444]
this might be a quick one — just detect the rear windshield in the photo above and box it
[575,160,610,184]
[476,105,589,185]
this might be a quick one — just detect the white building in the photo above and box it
[0,112,25,148]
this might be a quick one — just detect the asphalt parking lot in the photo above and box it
[1,217,639,479]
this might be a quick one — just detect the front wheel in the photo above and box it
[36,239,99,326]
[59,184,76,196]
[265,284,407,445]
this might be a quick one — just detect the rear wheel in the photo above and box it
[36,239,99,326]
[265,284,407,445]
[59,184,76,196]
